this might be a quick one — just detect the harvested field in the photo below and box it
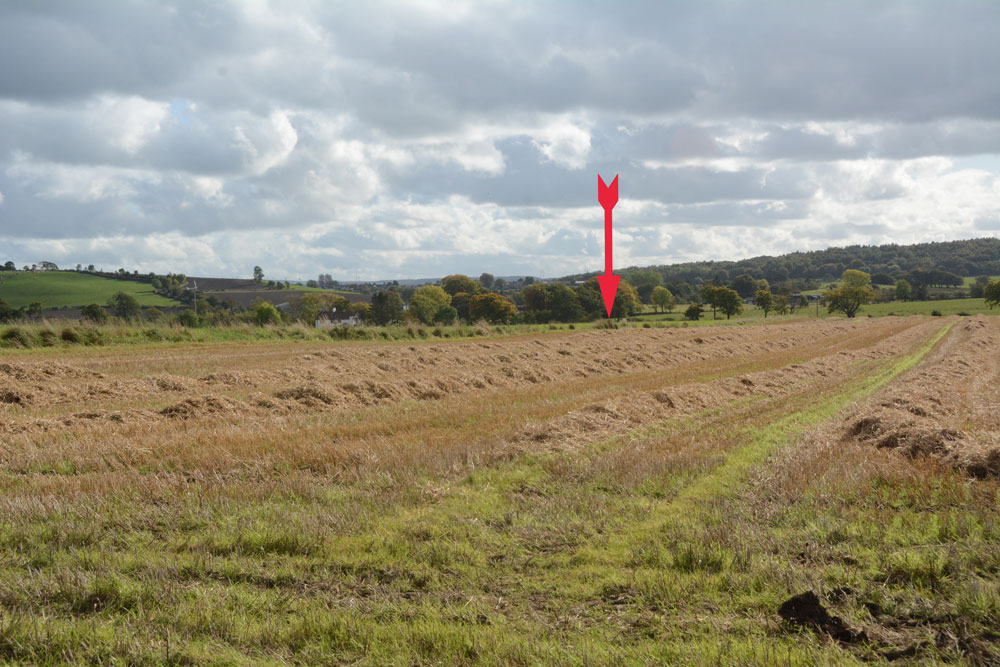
[837,316,1000,477]
[1,316,999,664]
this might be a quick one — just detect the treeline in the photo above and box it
[562,237,1000,289]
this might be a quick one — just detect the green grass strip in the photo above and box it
[669,320,954,512]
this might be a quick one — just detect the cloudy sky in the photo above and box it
[2,1,1000,280]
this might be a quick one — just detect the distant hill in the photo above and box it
[0,270,178,309]
[560,237,1000,285]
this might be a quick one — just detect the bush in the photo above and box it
[39,329,57,346]
[1,327,32,347]
[81,304,108,324]
[177,309,200,327]
[61,327,80,343]
[958,311,971,316]
[80,328,106,346]
[931,310,943,317]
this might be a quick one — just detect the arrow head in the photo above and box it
[597,274,620,318]
[598,174,618,211]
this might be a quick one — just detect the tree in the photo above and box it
[1,261,15,271]
[774,295,789,315]
[522,283,584,322]
[441,274,480,297]
[253,266,264,283]
[144,307,164,322]
[306,280,319,288]
[895,279,912,301]
[970,283,985,299]
[470,293,518,324]
[650,286,675,313]
[25,302,43,320]
[755,290,774,318]
[479,273,495,291]
[81,304,108,324]
[253,301,282,326]
[494,277,507,292]
[627,269,663,303]
[576,278,641,319]
[0,299,16,322]
[434,305,458,325]
[684,303,703,321]
[107,292,141,320]
[450,292,472,322]
[985,280,1000,309]
[371,290,404,325]
[297,292,353,323]
[701,285,724,319]
[716,287,743,319]
[411,285,452,324]
[731,274,758,300]
[87,264,95,272]
[825,270,876,318]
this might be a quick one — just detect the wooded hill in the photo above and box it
[562,237,1000,286]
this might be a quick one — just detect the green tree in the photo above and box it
[1,261,15,271]
[650,285,675,313]
[716,287,743,319]
[253,266,264,283]
[894,279,912,301]
[479,273,495,291]
[297,293,353,323]
[469,292,518,324]
[755,289,774,317]
[411,285,452,324]
[0,299,16,322]
[371,290,405,325]
[434,305,458,325]
[627,269,663,303]
[81,304,108,324]
[576,278,641,319]
[107,292,141,320]
[450,292,472,322]
[684,303,703,321]
[441,274,480,297]
[144,307,164,322]
[701,285,724,319]
[774,295,789,315]
[825,270,876,318]
[731,274,758,300]
[985,280,1000,309]
[253,301,282,326]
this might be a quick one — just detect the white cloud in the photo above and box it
[1,1,999,278]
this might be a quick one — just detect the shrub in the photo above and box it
[957,311,971,316]
[80,328,106,346]
[1,327,32,347]
[61,327,80,343]
[931,310,943,317]
[81,304,108,324]
[39,329,57,346]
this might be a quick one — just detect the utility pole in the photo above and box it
[187,279,198,316]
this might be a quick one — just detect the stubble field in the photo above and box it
[1,316,998,664]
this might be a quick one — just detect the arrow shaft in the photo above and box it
[604,207,613,276]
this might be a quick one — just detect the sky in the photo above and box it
[1,1,1000,281]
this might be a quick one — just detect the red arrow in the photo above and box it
[597,174,620,317]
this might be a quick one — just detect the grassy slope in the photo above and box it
[3,320,995,663]
[0,271,177,309]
